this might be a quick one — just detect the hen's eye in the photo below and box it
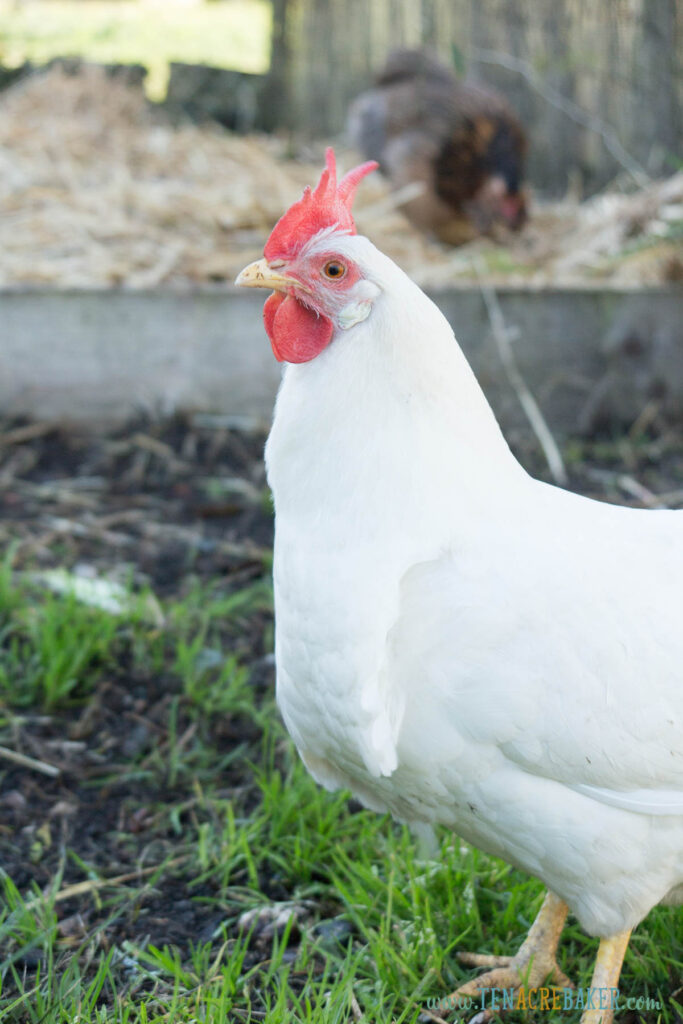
[322,260,346,280]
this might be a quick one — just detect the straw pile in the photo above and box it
[0,65,327,287]
[0,65,681,289]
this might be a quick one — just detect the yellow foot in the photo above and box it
[580,930,631,1024]
[427,891,573,1023]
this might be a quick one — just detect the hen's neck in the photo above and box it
[266,246,524,538]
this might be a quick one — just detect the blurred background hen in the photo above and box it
[348,48,528,245]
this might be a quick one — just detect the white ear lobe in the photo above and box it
[338,298,373,330]
[337,280,380,330]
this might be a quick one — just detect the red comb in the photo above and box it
[264,148,378,261]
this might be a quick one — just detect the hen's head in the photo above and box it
[236,149,379,363]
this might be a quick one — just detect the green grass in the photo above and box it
[0,565,681,1023]
[0,588,118,710]
[0,0,271,99]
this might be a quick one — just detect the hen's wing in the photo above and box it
[388,490,683,811]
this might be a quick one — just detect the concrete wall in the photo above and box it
[1,287,681,436]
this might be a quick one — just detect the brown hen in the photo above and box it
[348,48,528,245]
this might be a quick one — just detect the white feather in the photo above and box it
[570,785,683,815]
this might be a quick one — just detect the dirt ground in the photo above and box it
[0,418,279,986]
[0,414,681,1007]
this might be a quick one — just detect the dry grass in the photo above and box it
[0,65,681,291]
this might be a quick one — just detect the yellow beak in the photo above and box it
[235,258,304,294]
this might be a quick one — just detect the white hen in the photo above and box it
[236,149,683,1023]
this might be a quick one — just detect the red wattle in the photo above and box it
[263,292,334,364]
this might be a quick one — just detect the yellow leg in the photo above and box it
[580,930,631,1024]
[431,891,572,1021]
